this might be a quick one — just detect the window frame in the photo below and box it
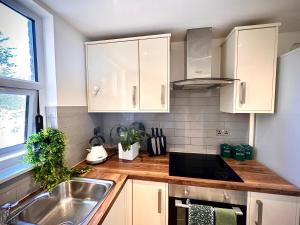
[0,0,45,158]
[0,87,37,156]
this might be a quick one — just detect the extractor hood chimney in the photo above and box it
[172,28,235,90]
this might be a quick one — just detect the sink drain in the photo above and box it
[59,221,73,225]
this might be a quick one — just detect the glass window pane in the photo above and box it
[0,93,27,149]
[0,3,36,81]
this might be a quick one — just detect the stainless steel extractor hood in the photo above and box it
[172,28,236,90]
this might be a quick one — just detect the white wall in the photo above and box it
[255,48,300,187]
[278,32,300,56]
[21,0,88,107]
[53,16,87,106]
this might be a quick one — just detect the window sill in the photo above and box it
[0,152,32,185]
[0,162,32,185]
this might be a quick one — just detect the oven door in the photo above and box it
[169,197,247,225]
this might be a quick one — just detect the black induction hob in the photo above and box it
[169,152,243,182]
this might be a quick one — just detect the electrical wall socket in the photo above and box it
[216,129,231,136]
[216,129,223,136]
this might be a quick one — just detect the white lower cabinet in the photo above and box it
[102,179,168,225]
[247,192,299,225]
[102,180,132,225]
[132,180,168,225]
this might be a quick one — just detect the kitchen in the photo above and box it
[0,0,300,225]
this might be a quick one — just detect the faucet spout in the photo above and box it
[0,192,50,225]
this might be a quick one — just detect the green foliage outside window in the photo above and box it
[0,32,16,78]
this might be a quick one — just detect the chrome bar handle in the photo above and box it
[255,200,263,225]
[158,189,162,213]
[132,86,137,106]
[239,82,246,104]
[174,199,244,216]
[161,85,165,105]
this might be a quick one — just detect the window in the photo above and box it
[0,2,36,81]
[0,1,42,158]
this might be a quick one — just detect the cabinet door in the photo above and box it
[235,27,277,112]
[133,180,168,225]
[248,192,298,225]
[139,38,169,112]
[86,41,139,112]
[102,180,132,225]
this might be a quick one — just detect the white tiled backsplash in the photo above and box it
[100,89,249,154]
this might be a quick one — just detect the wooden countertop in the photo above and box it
[81,152,300,224]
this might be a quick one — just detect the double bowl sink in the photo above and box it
[9,177,115,225]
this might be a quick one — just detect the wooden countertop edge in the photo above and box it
[127,174,300,196]
[85,166,300,197]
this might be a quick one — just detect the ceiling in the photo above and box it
[40,0,300,41]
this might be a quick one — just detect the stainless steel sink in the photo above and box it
[9,177,115,225]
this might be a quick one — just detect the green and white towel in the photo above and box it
[188,204,214,225]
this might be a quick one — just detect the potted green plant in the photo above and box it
[110,123,149,160]
[24,128,90,191]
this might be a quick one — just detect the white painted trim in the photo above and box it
[296,198,300,225]
[85,33,171,45]
[246,192,251,225]
[167,37,170,112]
[0,88,37,153]
[249,113,256,147]
[233,23,281,31]
[0,78,42,90]
[270,26,279,114]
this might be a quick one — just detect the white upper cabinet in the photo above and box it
[86,41,139,112]
[139,38,169,112]
[86,34,170,112]
[220,23,280,113]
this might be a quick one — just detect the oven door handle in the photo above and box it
[174,199,244,216]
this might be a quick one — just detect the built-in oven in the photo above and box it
[169,184,247,225]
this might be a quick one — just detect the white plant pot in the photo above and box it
[118,142,140,160]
